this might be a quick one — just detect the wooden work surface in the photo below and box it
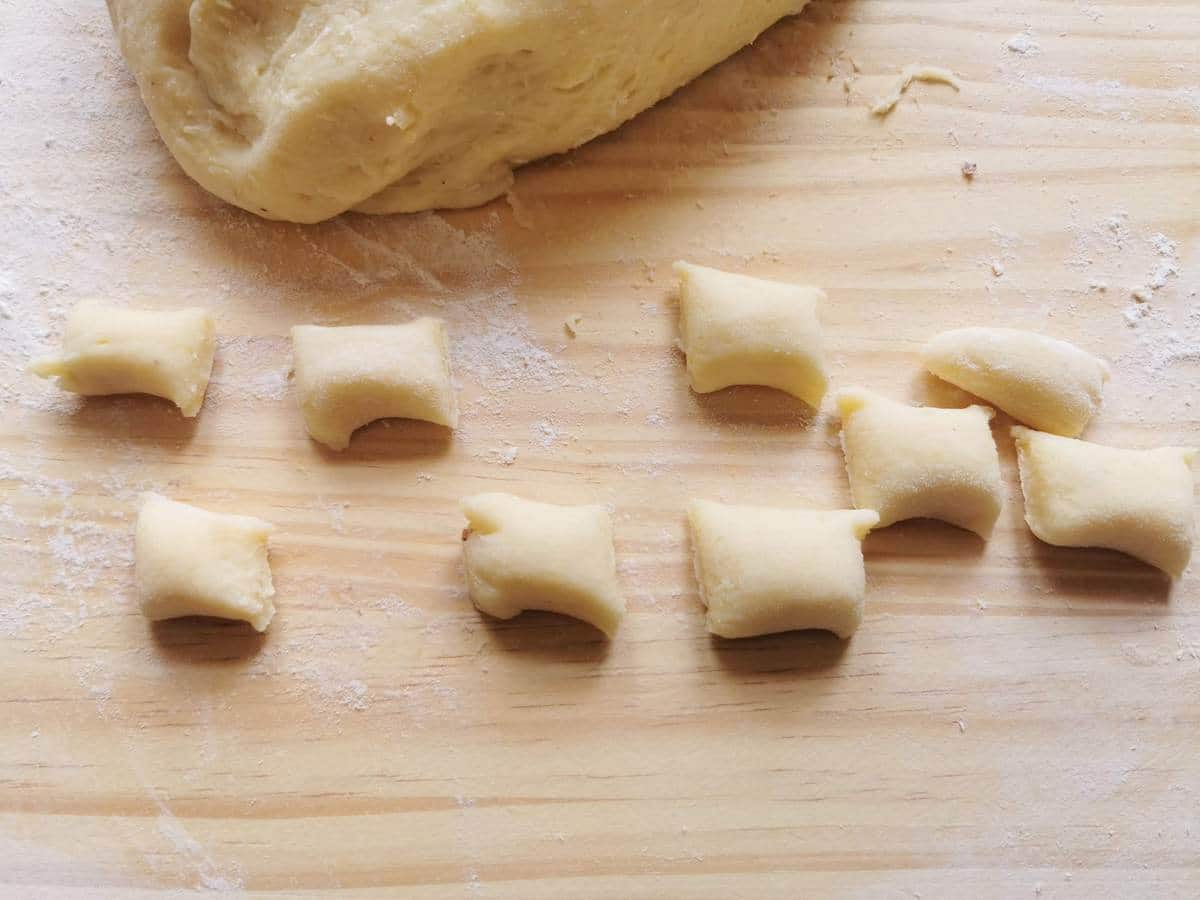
[1,2,1198,897]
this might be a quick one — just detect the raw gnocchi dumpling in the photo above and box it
[461,493,624,637]
[922,327,1110,437]
[136,493,276,631]
[837,388,1004,538]
[1012,427,1196,577]
[30,301,215,417]
[291,318,458,451]
[689,500,878,639]
[675,261,829,407]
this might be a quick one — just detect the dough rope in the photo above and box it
[107,0,809,222]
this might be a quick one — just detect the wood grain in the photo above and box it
[1,1,1198,896]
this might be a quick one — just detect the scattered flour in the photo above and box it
[377,595,425,622]
[533,420,565,449]
[1145,233,1180,291]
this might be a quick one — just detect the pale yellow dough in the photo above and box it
[136,493,276,631]
[291,318,458,451]
[30,301,215,417]
[1012,427,1197,577]
[923,327,1110,437]
[689,500,878,640]
[675,261,829,407]
[837,388,1004,538]
[106,0,807,222]
[461,494,624,636]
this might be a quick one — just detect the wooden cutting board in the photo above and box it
[2,1,1197,896]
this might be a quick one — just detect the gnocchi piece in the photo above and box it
[291,318,458,450]
[837,388,1004,538]
[461,493,624,637]
[30,301,215,417]
[1012,427,1197,577]
[674,261,829,407]
[688,500,878,639]
[922,326,1110,437]
[135,493,276,631]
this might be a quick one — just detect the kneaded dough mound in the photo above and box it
[107,0,806,223]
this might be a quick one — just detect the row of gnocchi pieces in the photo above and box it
[30,301,459,448]
[37,265,1197,641]
[130,490,878,639]
[131,416,1196,640]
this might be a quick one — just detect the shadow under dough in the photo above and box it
[65,394,200,449]
[710,629,851,677]
[311,419,456,465]
[150,616,269,664]
[1027,539,1174,607]
[479,610,614,666]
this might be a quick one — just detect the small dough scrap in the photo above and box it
[871,64,962,116]
[461,494,624,637]
[675,261,829,407]
[689,500,879,639]
[1012,427,1197,577]
[135,493,276,631]
[30,301,215,417]
[922,327,1110,437]
[837,388,1004,537]
[291,318,458,451]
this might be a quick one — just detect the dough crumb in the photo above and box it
[954,719,967,733]
[485,443,519,466]
[564,314,583,338]
[871,65,963,116]
[1004,30,1041,57]
[961,160,978,180]
[505,190,534,230]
